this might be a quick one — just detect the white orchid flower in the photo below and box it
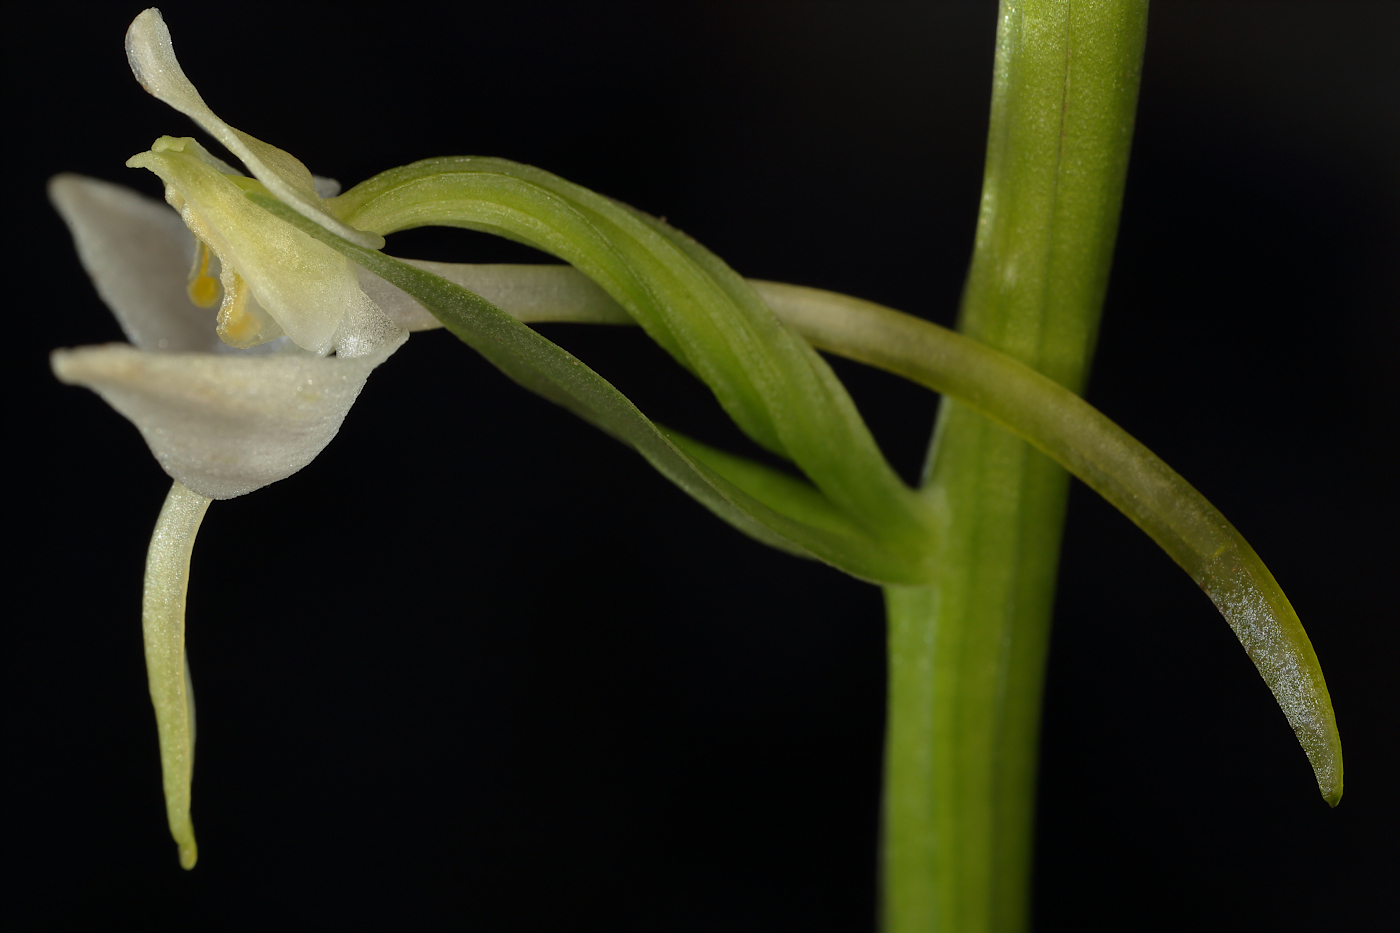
[49,175,405,501]
[49,8,410,869]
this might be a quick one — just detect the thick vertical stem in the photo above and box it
[881,2,1148,931]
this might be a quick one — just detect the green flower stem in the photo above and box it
[142,480,212,870]
[883,2,1150,930]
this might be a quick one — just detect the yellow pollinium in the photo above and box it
[186,240,220,309]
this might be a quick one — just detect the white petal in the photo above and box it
[49,174,221,353]
[125,9,384,250]
[52,337,406,499]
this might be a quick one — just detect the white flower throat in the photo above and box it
[129,135,397,357]
[184,230,265,347]
[184,220,267,348]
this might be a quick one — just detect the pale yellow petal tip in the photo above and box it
[178,838,198,870]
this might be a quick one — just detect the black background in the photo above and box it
[8,2,1396,929]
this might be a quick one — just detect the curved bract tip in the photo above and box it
[1199,549,1342,806]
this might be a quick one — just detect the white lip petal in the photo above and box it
[125,9,384,250]
[52,338,405,499]
[49,174,222,354]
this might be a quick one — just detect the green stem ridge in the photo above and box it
[883,2,1151,930]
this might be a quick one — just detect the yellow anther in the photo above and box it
[185,240,220,309]
[188,274,220,309]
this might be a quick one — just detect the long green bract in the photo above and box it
[256,198,1345,809]
[756,281,1342,806]
[368,250,1345,805]
[250,193,929,585]
[327,157,938,564]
